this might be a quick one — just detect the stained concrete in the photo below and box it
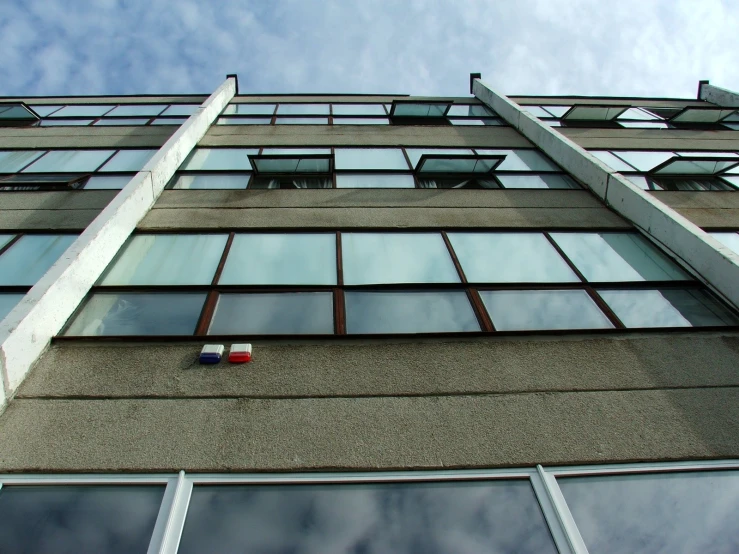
[0,127,174,149]
[0,210,102,230]
[139,206,629,230]
[560,128,739,151]
[649,192,739,228]
[0,191,118,211]
[20,334,739,399]
[0,388,736,471]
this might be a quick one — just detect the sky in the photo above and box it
[2,0,738,99]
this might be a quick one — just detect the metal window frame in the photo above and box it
[649,155,739,176]
[561,104,630,122]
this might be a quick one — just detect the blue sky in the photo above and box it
[2,0,738,98]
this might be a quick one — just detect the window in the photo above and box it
[711,232,739,254]
[0,234,77,286]
[27,102,198,126]
[0,293,24,322]
[179,148,258,171]
[98,149,156,172]
[22,150,116,173]
[62,230,737,337]
[0,103,39,126]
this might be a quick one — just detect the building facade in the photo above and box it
[0,75,736,552]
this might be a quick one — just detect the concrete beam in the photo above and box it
[0,77,236,410]
[698,81,739,107]
[473,78,739,309]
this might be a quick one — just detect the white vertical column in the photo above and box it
[0,77,237,409]
[698,81,739,107]
[472,76,739,309]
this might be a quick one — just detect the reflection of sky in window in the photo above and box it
[599,289,739,328]
[0,485,164,553]
[559,471,739,554]
[588,150,636,172]
[405,148,473,167]
[496,174,578,189]
[179,480,557,554]
[276,104,330,115]
[334,149,409,170]
[476,149,559,171]
[23,150,115,173]
[180,148,258,170]
[711,232,739,255]
[612,151,674,172]
[106,104,167,117]
[0,234,13,250]
[336,173,415,188]
[99,149,156,172]
[65,293,206,335]
[0,293,24,322]
[481,290,613,331]
[100,234,227,285]
[171,174,251,190]
[342,233,459,284]
[208,292,334,335]
[550,233,688,282]
[346,291,479,333]
[448,233,578,283]
[223,104,276,115]
[219,234,336,285]
[0,234,77,286]
[332,104,386,116]
[84,175,132,190]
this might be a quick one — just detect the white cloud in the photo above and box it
[0,0,737,98]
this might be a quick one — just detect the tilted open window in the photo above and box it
[668,107,737,124]
[561,104,629,122]
[649,156,739,175]
[0,103,40,127]
[389,100,452,123]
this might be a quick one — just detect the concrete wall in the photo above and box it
[1,332,737,471]
[0,191,119,230]
[559,128,739,151]
[510,97,709,108]
[650,191,739,229]
[0,126,174,149]
[143,189,628,230]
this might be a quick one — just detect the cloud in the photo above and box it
[0,0,737,98]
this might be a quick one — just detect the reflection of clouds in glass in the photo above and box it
[495,174,578,189]
[0,485,164,553]
[0,234,77,286]
[334,149,409,170]
[209,292,334,335]
[559,471,739,554]
[220,234,336,285]
[179,481,557,554]
[336,173,415,188]
[481,290,613,331]
[172,174,251,190]
[180,148,258,170]
[551,233,686,282]
[599,290,693,328]
[346,291,479,334]
[448,233,578,283]
[343,234,459,285]
[0,293,24,322]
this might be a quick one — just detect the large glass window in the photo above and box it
[106,104,167,117]
[178,480,556,554]
[336,173,415,188]
[99,234,228,285]
[219,233,336,285]
[276,104,330,115]
[334,148,409,171]
[448,233,578,283]
[23,150,115,173]
[550,233,689,282]
[0,293,24,322]
[180,148,258,171]
[171,174,252,190]
[342,233,459,284]
[98,149,156,172]
[208,292,334,335]
[64,293,206,336]
[332,103,386,115]
[0,234,77,286]
[495,174,579,189]
[0,150,45,173]
[0,485,165,554]
[223,104,276,115]
[49,105,114,117]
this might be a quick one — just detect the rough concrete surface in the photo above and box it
[0,127,174,149]
[510,97,708,108]
[0,191,118,211]
[0,210,102,230]
[560,128,739,152]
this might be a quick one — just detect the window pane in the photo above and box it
[106,104,167,117]
[276,104,330,115]
[0,234,76,285]
[343,233,459,285]
[249,176,331,189]
[619,121,669,129]
[406,148,474,168]
[178,480,556,554]
[494,150,560,171]
[496,174,579,189]
[711,232,739,255]
[0,293,24,322]
[223,104,276,115]
[208,292,334,335]
[612,151,674,172]
[0,150,45,173]
[23,150,115,173]
[523,106,557,118]
[449,118,502,126]
[0,485,165,554]
[252,156,330,173]
[599,288,739,327]
[392,102,449,118]
[558,471,739,554]
[99,149,156,172]
[50,105,114,117]
[333,117,390,125]
[93,118,151,126]
[447,104,495,117]
[335,148,409,170]
[0,234,13,249]
[626,175,651,190]
[618,107,660,120]
[481,290,613,331]
[275,117,329,125]
[346,291,479,334]
[332,104,386,115]
[171,174,251,190]
[589,150,636,172]
[550,232,689,282]
[150,117,187,125]
[217,117,271,125]
[39,119,94,126]
[336,173,415,188]
[29,105,62,117]
[448,233,579,283]
[160,104,198,116]
[180,148,258,171]
[84,175,132,189]
[99,234,228,285]
[261,148,332,155]
[219,233,336,285]
[540,105,570,117]
[65,293,206,336]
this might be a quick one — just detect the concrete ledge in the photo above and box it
[139,206,628,230]
[699,83,739,107]
[559,128,739,151]
[0,210,103,230]
[0,388,736,471]
[0,127,175,149]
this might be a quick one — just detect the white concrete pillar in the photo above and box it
[0,77,237,409]
[698,81,739,107]
[472,77,739,309]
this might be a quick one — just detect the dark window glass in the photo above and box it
[0,485,165,554]
[650,177,736,191]
[559,471,739,554]
[99,149,156,172]
[336,173,415,188]
[346,291,479,334]
[208,292,334,335]
[418,177,500,189]
[93,118,151,126]
[64,293,206,336]
[179,480,556,554]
